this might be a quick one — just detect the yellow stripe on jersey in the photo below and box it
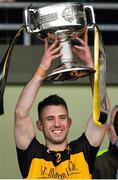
[27,152,92,179]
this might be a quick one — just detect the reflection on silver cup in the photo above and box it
[24,3,95,82]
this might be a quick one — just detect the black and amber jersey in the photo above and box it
[16,133,99,179]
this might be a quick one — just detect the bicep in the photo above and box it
[14,116,35,150]
[85,115,108,147]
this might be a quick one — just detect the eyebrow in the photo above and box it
[46,115,54,119]
[45,114,68,119]
[59,114,68,117]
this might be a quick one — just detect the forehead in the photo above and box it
[40,105,68,117]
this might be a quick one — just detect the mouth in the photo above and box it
[52,129,63,135]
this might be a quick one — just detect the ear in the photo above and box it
[36,120,43,131]
[68,118,72,128]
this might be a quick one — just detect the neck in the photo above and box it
[46,141,68,151]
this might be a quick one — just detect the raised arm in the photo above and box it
[14,39,62,150]
[72,29,110,147]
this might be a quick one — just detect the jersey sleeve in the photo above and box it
[16,137,39,178]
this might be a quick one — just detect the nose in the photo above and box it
[54,118,61,127]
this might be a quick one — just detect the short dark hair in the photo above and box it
[37,94,68,119]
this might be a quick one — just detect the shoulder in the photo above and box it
[16,137,45,156]
[16,137,46,178]
[69,133,99,153]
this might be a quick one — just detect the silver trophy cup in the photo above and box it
[24,3,95,82]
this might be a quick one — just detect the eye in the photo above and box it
[60,115,67,120]
[47,116,54,121]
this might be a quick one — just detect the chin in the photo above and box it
[52,137,66,144]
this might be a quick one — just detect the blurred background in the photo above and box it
[0,0,118,178]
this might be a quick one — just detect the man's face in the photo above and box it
[38,105,71,146]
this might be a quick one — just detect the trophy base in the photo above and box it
[44,65,95,82]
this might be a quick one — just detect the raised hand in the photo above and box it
[40,38,62,70]
[72,29,94,68]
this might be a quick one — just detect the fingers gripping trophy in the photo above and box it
[24,2,95,82]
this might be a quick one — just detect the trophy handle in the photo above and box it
[84,5,95,29]
[24,8,41,33]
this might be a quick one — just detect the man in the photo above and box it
[14,30,109,179]
[93,105,118,179]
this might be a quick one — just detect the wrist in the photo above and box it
[35,66,46,79]
[86,61,94,68]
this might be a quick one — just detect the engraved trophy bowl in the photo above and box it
[24,2,95,82]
